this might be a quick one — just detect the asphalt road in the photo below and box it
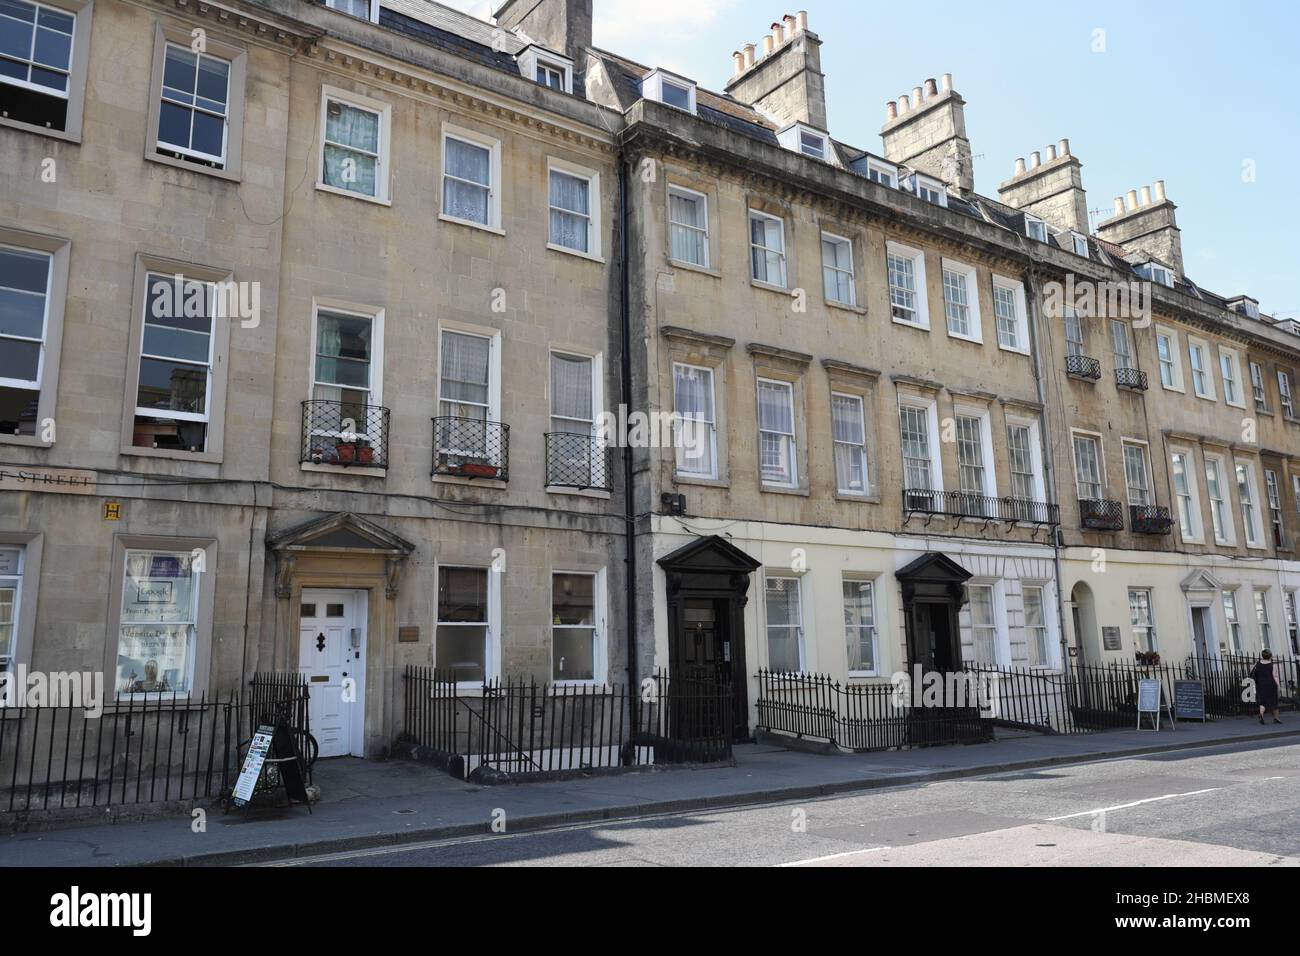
[275,738,1300,867]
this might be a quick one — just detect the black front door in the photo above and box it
[671,597,748,741]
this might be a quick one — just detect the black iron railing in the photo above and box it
[432,417,510,482]
[301,400,391,469]
[903,489,1059,525]
[544,432,610,491]
[1079,497,1124,531]
[1066,354,1102,380]
[0,673,309,814]
[398,667,731,780]
[1115,367,1149,391]
[1130,504,1173,535]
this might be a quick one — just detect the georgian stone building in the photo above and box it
[3,0,1296,754]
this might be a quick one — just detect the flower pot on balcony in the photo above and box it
[457,461,500,479]
[336,442,374,465]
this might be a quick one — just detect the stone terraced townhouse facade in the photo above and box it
[2,0,1298,751]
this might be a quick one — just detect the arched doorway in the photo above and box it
[1069,580,1098,668]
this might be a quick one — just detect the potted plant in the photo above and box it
[457,460,500,479]
[335,440,374,465]
[1135,650,1161,667]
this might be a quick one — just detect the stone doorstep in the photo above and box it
[80,724,1300,865]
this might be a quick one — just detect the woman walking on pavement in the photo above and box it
[1252,649,1281,725]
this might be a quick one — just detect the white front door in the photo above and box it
[299,590,367,758]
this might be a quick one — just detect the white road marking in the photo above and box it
[1046,787,1222,821]
[779,847,888,867]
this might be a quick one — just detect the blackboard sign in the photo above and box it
[1174,680,1207,722]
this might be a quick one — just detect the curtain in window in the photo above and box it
[440,331,490,419]
[750,216,785,284]
[550,353,592,433]
[323,101,379,196]
[674,365,714,476]
[832,394,865,492]
[669,193,705,265]
[549,171,590,252]
[444,138,491,223]
[757,380,792,434]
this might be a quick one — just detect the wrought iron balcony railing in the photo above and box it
[1079,497,1124,531]
[1066,354,1102,381]
[903,489,1059,526]
[432,417,510,482]
[301,400,390,469]
[544,432,611,492]
[1115,367,1149,391]
[1130,504,1173,535]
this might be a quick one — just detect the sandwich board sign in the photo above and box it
[1174,679,1207,722]
[232,724,275,806]
[1137,679,1175,730]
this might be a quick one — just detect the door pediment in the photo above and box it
[658,535,762,573]
[1180,569,1225,594]
[268,513,416,598]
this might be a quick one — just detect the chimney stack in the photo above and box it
[1097,180,1184,275]
[495,0,592,61]
[727,11,827,131]
[880,71,973,192]
[997,137,1090,234]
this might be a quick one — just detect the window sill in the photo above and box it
[316,182,392,207]
[1255,408,1273,417]
[891,316,931,332]
[302,462,387,479]
[848,672,882,681]
[1161,383,1186,394]
[668,258,721,278]
[438,213,505,236]
[1225,400,1248,411]
[750,279,791,296]
[1193,392,1218,403]
[146,149,240,183]
[760,484,811,498]
[825,299,866,316]
[0,434,53,449]
[122,445,223,465]
[0,116,80,144]
[432,474,508,490]
[547,242,605,263]
[546,486,611,500]
[673,474,729,490]
[997,343,1030,357]
[834,491,880,504]
[947,331,985,346]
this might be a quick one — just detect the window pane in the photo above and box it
[435,625,486,682]
[445,137,489,184]
[0,384,38,435]
[117,550,198,695]
[843,580,875,673]
[437,567,487,623]
[765,577,801,672]
[136,357,207,413]
[0,336,39,381]
[550,352,593,424]
[553,628,594,681]
[552,572,594,625]
[439,331,490,408]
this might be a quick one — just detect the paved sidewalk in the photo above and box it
[2,717,1295,866]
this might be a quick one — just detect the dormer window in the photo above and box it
[1138,263,1174,287]
[777,123,832,163]
[642,69,696,114]
[911,174,947,207]
[1024,216,1048,243]
[1071,232,1089,258]
[324,0,379,23]
[865,160,896,188]
[518,47,573,94]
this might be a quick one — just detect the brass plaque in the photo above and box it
[103,501,121,521]
[398,626,420,643]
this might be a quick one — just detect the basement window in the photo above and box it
[642,69,696,114]
[1024,215,1048,243]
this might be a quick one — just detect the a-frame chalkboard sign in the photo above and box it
[230,720,312,815]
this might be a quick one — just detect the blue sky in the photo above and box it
[454,1,1298,316]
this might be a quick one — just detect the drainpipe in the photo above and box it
[618,160,639,712]
[1023,268,1073,679]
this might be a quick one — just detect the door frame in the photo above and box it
[299,587,369,758]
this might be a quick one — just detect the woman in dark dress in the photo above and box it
[1252,650,1281,725]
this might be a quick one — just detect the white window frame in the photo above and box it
[667,184,710,269]
[1122,439,1152,507]
[1071,232,1089,258]
[133,272,217,452]
[913,174,947,207]
[748,209,788,288]
[830,391,869,496]
[1219,347,1245,408]
[992,275,1028,354]
[821,231,856,307]
[1006,416,1046,507]
[865,159,897,188]
[886,241,929,330]
[1170,449,1202,543]
[1155,326,1184,392]
[1188,337,1215,400]
[1223,589,1242,653]
[546,158,602,260]
[1071,430,1105,501]
[518,46,573,94]
[547,347,605,492]
[324,0,379,23]
[899,396,943,496]
[440,124,504,233]
[1024,215,1048,242]
[777,123,833,164]
[756,377,798,488]
[1293,473,1300,523]
[1140,263,1174,287]
[155,40,232,168]
[1279,369,1296,418]
[1022,583,1054,669]
[434,563,501,688]
[1255,589,1274,652]
[843,576,881,678]
[1129,588,1156,653]
[954,407,997,509]
[305,299,385,469]
[642,69,697,114]
[941,258,982,343]
[1205,454,1235,546]
[0,0,92,143]
[435,321,502,472]
[0,239,57,446]
[1236,459,1265,549]
[0,544,24,672]
[1110,318,1134,371]
[550,569,606,686]
[1266,468,1284,547]
[672,362,718,480]
[764,574,806,674]
[1250,360,1268,411]
[967,581,1007,666]
[316,86,391,205]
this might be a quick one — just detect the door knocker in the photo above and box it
[316,632,326,652]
